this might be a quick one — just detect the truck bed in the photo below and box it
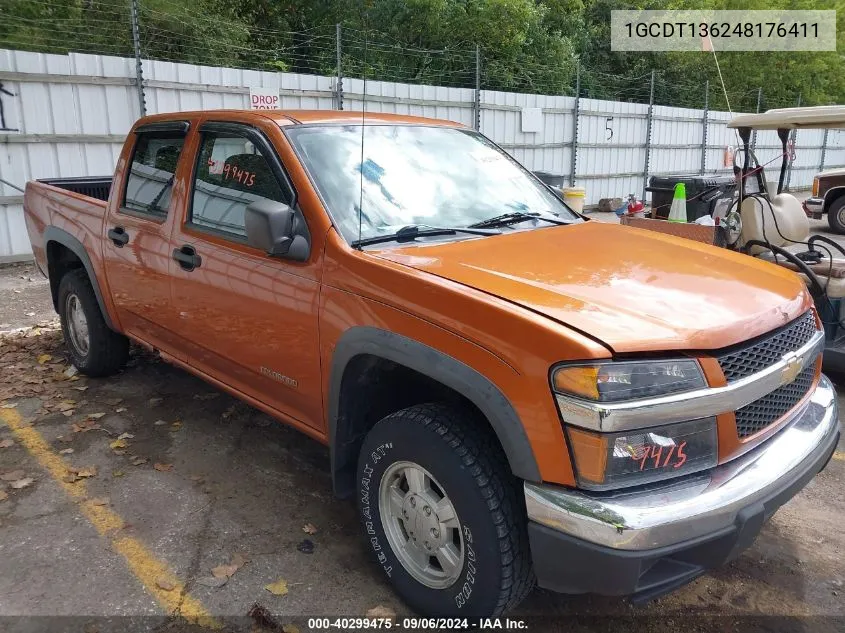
[37,176,113,202]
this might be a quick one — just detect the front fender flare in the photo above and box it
[328,326,541,496]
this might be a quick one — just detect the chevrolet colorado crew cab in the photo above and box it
[24,110,840,617]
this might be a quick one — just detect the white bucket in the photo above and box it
[562,187,586,213]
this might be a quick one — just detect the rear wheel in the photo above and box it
[356,403,534,617]
[827,196,845,234]
[58,269,129,377]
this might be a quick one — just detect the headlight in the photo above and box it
[566,417,718,490]
[552,359,705,402]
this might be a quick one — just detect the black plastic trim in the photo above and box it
[135,121,190,134]
[43,226,118,331]
[328,326,541,497]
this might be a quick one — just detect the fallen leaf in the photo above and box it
[117,433,134,440]
[154,419,167,426]
[154,463,172,472]
[131,457,148,466]
[103,398,123,406]
[231,552,249,568]
[221,405,236,419]
[196,576,227,588]
[1,470,25,481]
[264,579,288,596]
[62,410,75,417]
[90,497,110,506]
[193,393,219,401]
[0,490,8,501]
[297,539,314,554]
[87,413,106,420]
[72,386,89,392]
[155,577,176,591]
[1,403,17,409]
[59,448,74,454]
[75,466,97,478]
[115,407,127,413]
[282,625,300,633]
[63,366,78,378]
[148,397,163,407]
[0,439,14,449]
[366,606,396,620]
[112,470,125,478]
[189,475,204,482]
[10,477,34,489]
[170,420,182,431]
[302,523,318,535]
[56,400,76,411]
[212,564,239,579]
[113,449,126,456]
[110,439,128,450]
[37,354,52,364]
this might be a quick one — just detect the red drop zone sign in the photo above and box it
[249,87,279,110]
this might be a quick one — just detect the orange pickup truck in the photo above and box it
[24,110,840,617]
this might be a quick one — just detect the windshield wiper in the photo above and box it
[351,224,501,248]
[468,211,571,229]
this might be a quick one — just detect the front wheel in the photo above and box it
[827,196,845,234]
[356,404,534,617]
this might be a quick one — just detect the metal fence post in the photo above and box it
[700,79,709,174]
[785,93,801,191]
[569,62,580,187]
[129,0,146,116]
[642,69,655,202]
[751,87,762,151]
[820,128,829,172]
[335,24,343,111]
[474,45,481,131]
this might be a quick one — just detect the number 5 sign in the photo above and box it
[249,87,279,110]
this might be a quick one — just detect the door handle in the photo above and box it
[108,226,129,247]
[172,244,202,271]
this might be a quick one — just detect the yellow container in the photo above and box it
[562,187,586,213]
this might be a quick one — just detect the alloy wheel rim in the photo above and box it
[66,294,90,357]
[378,460,464,589]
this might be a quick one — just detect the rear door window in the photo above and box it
[189,130,291,239]
[122,132,186,218]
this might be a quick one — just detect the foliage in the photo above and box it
[1,0,843,109]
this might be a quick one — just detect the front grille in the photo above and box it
[717,311,816,382]
[734,364,815,438]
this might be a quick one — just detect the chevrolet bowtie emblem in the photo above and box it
[781,352,804,385]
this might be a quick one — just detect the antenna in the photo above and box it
[356,4,369,249]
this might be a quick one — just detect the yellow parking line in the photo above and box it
[1,407,218,628]
[832,451,844,462]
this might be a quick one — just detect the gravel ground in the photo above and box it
[1,215,844,633]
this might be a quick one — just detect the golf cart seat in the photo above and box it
[740,194,845,297]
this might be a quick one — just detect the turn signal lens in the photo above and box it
[566,418,718,490]
[553,366,600,400]
[813,177,819,197]
[552,360,705,403]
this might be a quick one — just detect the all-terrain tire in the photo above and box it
[356,403,535,617]
[827,196,845,234]
[57,269,129,377]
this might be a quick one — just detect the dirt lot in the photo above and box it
[1,232,844,632]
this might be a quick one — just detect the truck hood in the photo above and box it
[371,222,811,353]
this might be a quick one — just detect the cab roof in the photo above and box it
[137,109,464,128]
[729,105,845,130]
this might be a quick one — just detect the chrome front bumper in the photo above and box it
[526,374,840,551]
[803,196,824,217]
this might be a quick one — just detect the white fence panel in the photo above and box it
[1,47,841,260]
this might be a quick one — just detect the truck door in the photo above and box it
[168,120,323,431]
[101,122,189,359]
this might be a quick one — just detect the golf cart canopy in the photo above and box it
[729,106,845,130]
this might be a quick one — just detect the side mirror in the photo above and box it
[244,199,309,261]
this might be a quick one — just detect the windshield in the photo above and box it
[286,124,581,244]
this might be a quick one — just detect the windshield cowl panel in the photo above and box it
[286,124,581,245]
